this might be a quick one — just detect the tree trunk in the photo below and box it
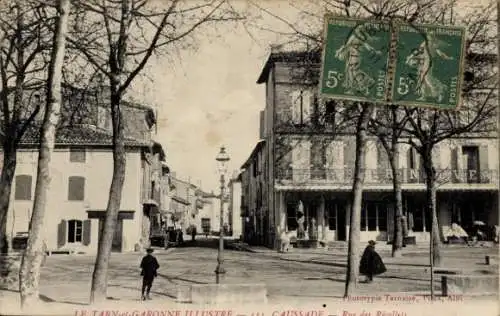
[0,144,17,255]
[18,0,70,308]
[344,104,373,297]
[90,85,127,304]
[390,146,404,258]
[422,146,442,266]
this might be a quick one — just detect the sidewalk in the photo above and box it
[241,243,499,274]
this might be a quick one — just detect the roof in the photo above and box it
[256,50,497,84]
[257,50,322,84]
[241,140,266,169]
[15,124,151,148]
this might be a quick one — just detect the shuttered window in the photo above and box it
[310,139,326,179]
[201,218,210,233]
[68,219,83,243]
[290,90,312,125]
[68,176,85,201]
[15,175,32,200]
[70,148,86,163]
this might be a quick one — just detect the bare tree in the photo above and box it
[18,0,71,307]
[369,105,412,257]
[0,1,53,257]
[66,0,242,303]
[251,0,496,293]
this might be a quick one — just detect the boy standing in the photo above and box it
[140,248,160,300]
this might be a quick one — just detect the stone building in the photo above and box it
[240,49,498,248]
[3,86,169,253]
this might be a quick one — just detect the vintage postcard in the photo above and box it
[0,0,498,315]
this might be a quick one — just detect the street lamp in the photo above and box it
[215,146,230,284]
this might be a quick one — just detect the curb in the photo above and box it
[278,256,496,275]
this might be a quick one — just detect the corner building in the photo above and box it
[239,49,499,248]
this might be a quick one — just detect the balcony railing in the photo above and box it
[276,168,499,185]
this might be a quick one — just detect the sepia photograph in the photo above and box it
[0,0,498,315]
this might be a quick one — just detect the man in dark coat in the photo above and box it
[359,240,386,283]
[140,248,160,300]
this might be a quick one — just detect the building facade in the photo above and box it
[240,49,499,248]
[228,171,243,239]
[195,190,230,237]
[2,86,169,253]
[240,141,269,245]
[6,125,159,253]
[163,175,202,231]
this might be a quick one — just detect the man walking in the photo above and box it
[140,248,160,300]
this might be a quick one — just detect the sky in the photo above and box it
[130,0,495,193]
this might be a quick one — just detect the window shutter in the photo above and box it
[290,91,301,124]
[456,146,464,171]
[58,220,67,248]
[82,219,91,246]
[398,144,406,170]
[479,145,489,183]
[302,140,311,181]
[291,139,300,182]
[68,176,85,201]
[302,90,312,123]
[326,141,344,181]
[450,147,459,182]
[15,175,32,200]
[412,147,420,170]
[343,139,355,181]
[432,144,441,170]
[377,141,390,171]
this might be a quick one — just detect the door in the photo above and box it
[337,202,347,241]
[112,219,123,252]
[98,218,123,252]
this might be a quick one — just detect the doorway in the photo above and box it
[337,203,347,241]
[98,218,123,252]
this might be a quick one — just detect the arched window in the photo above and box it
[67,219,83,243]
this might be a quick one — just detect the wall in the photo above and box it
[6,147,143,253]
[230,181,243,238]
[260,56,499,246]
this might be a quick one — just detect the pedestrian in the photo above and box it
[41,240,48,267]
[140,248,160,301]
[191,225,197,242]
[359,240,386,283]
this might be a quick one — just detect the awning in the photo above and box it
[143,199,159,206]
[87,210,135,220]
[275,184,498,192]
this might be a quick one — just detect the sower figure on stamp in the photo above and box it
[359,240,386,283]
[140,248,160,300]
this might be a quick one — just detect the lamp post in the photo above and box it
[215,146,230,284]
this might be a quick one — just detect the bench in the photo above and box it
[441,275,499,296]
[177,283,267,305]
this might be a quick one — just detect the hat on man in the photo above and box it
[146,248,154,253]
[368,240,376,246]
